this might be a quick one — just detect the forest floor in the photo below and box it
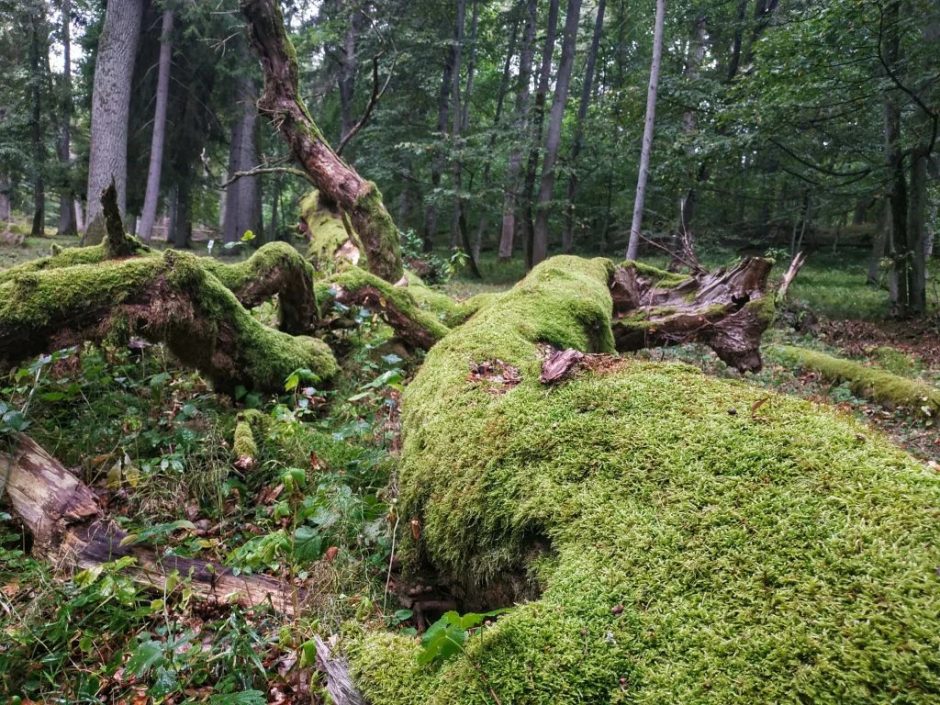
[0,232,937,703]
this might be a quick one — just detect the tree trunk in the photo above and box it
[531,0,582,265]
[909,147,928,314]
[423,25,457,251]
[56,0,77,237]
[4,435,303,615]
[0,172,10,222]
[626,0,666,261]
[83,0,144,243]
[29,6,46,239]
[338,2,365,144]
[497,0,537,260]
[522,0,561,268]
[448,0,468,250]
[138,8,175,242]
[242,0,403,283]
[222,77,263,244]
[472,10,520,260]
[561,0,606,253]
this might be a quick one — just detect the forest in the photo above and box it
[0,0,938,703]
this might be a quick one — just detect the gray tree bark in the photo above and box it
[626,0,666,261]
[29,5,46,238]
[531,0,581,265]
[138,8,175,242]
[561,0,605,253]
[56,0,77,236]
[522,0,560,267]
[497,0,537,260]
[83,0,144,243]
[338,1,365,144]
[222,78,263,244]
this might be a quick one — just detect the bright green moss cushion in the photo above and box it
[343,256,939,705]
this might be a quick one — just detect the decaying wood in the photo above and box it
[101,178,143,259]
[242,0,403,284]
[611,257,774,372]
[776,250,807,302]
[331,283,443,350]
[0,249,335,394]
[315,635,368,705]
[3,435,300,614]
[540,348,585,383]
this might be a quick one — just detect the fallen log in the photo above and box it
[610,257,774,372]
[0,248,336,394]
[2,435,300,614]
[328,255,940,705]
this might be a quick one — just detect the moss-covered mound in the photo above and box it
[768,344,940,415]
[343,256,939,704]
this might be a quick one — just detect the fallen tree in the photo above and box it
[321,256,940,704]
[3,434,301,614]
[0,247,336,394]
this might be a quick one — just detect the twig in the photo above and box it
[222,165,314,188]
[337,53,396,156]
[776,250,808,302]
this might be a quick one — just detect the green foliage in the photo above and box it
[417,609,507,667]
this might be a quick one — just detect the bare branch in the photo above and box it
[337,53,396,156]
[222,165,314,188]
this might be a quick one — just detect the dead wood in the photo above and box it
[611,257,774,372]
[2,435,301,614]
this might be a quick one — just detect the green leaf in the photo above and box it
[126,640,165,677]
[207,691,266,705]
[293,526,323,562]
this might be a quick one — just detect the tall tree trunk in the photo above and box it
[83,0,144,243]
[561,0,605,254]
[672,12,707,265]
[497,0,537,260]
[0,172,10,222]
[726,0,748,82]
[882,0,910,315]
[522,0,561,268]
[625,0,666,261]
[138,8,175,242]
[909,147,928,314]
[29,6,46,238]
[56,0,76,236]
[448,0,468,249]
[223,77,263,244]
[531,0,582,265]
[338,1,364,143]
[423,20,457,252]
[473,10,520,260]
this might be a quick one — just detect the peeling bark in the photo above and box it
[611,257,774,372]
[3,435,300,614]
[241,0,403,283]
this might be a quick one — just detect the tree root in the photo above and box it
[610,257,774,372]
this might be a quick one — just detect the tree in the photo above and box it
[561,0,606,254]
[83,0,144,243]
[28,1,48,238]
[56,0,76,236]
[531,0,582,265]
[138,6,174,242]
[626,0,666,261]
[222,76,263,244]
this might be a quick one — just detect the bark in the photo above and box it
[83,0,144,244]
[338,2,365,143]
[56,0,77,237]
[138,8,175,242]
[447,0,467,250]
[562,0,606,253]
[3,435,301,615]
[423,22,457,251]
[242,0,404,283]
[29,6,46,239]
[0,172,10,222]
[909,147,928,314]
[0,244,333,394]
[626,0,666,261]
[497,0,537,260]
[531,0,582,265]
[611,257,774,372]
[522,0,561,268]
[222,77,263,244]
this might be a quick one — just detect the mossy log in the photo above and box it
[330,256,939,705]
[0,249,336,394]
[611,257,774,372]
[768,344,940,415]
[242,0,404,284]
[3,435,300,614]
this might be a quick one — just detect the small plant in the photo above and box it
[417,609,507,667]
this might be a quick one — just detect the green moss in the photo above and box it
[203,241,315,294]
[872,345,919,377]
[233,413,259,460]
[767,344,940,414]
[327,266,452,342]
[622,259,692,288]
[343,255,940,705]
[300,190,364,271]
[0,242,153,285]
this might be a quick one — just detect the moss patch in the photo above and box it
[343,256,940,705]
[768,344,940,415]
